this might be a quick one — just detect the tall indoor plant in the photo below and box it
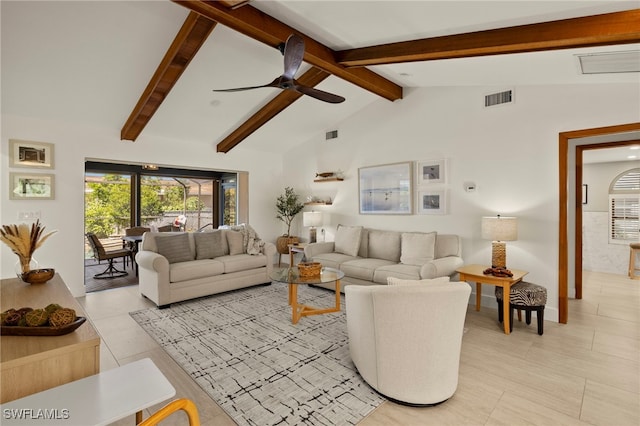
[275,187,305,255]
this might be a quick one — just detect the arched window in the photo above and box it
[609,168,640,244]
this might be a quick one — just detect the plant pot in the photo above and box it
[276,236,299,255]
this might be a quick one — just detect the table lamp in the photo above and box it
[481,215,518,268]
[303,211,323,243]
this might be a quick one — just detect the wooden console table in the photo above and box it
[1,274,101,403]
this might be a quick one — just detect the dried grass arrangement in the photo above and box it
[0,220,56,274]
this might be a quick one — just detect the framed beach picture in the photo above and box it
[9,173,55,200]
[418,190,447,215]
[359,162,412,214]
[9,139,54,169]
[416,158,446,185]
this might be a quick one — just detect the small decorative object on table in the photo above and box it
[21,268,55,285]
[0,219,57,284]
[483,266,514,277]
[298,262,322,278]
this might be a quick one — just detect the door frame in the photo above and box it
[558,122,640,323]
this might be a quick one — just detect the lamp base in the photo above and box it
[309,227,317,243]
[491,241,507,269]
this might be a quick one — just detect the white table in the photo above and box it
[0,358,175,425]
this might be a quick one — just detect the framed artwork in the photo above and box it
[418,190,447,215]
[9,173,55,200]
[359,162,412,214]
[582,184,588,204]
[416,159,446,185]
[9,139,54,169]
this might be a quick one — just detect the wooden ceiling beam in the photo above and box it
[336,9,640,66]
[216,67,331,153]
[171,0,402,101]
[121,12,217,141]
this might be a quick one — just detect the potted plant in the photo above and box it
[275,187,305,255]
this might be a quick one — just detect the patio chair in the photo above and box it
[86,232,132,279]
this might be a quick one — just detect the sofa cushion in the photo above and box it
[373,264,422,284]
[216,253,267,273]
[400,232,436,266]
[334,225,363,257]
[358,228,369,258]
[155,233,194,264]
[341,258,396,281]
[193,230,225,260]
[310,252,359,270]
[227,231,244,255]
[387,276,451,286]
[170,259,224,282]
[367,229,401,262]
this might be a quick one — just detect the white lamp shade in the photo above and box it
[303,211,323,227]
[481,216,518,241]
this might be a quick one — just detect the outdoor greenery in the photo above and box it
[85,175,204,237]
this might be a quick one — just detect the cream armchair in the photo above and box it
[345,281,471,405]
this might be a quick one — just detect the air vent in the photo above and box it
[485,90,513,107]
[578,50,640,74]
[326,130,338,140]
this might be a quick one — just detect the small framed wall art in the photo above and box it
[418,190,447,215]
[9,139,55,169]
[9,173,55,200]
[416,158,446,185]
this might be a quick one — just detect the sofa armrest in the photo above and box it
[420,256,464,279]
[136,250,171,306]
[261,242,277,275]
[304,242,335,259]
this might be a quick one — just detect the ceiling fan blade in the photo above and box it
[282,34,304,80]
[213,77,281,92]
[294,84,346,103]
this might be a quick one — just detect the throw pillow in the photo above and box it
[227,230,244,255]
[193,231,225,260]
[400,232,437,266]
[155,233,194,264]
[334,225,363,257]
[387,276,450,286]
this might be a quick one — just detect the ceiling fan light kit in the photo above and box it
[213,34,345,104]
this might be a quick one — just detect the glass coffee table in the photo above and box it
[270,266,345,324]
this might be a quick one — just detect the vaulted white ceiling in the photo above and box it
[2,1,638,155]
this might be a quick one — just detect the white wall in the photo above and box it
[282,83,640,322]
[1,115,284,297]
[583,161,640,274]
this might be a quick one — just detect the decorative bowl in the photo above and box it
[298,262,322,278]
[21,268,55,285]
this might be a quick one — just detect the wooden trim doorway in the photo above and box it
[558,122,640,323]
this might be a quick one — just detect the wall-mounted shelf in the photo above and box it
[304,201,333,206]
[313,177,343,183]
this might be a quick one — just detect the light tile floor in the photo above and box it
[77,271,639,425]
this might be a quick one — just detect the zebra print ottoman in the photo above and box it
[495,281,547,335]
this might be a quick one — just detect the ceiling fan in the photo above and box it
[213,34,345,104]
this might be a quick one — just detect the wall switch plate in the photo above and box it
[17,211,41,220]
[464,182,476,192]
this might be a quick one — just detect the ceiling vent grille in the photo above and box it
[326,130,338,140]
[485,90,513,107]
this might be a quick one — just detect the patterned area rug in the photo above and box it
[130,283,384,426]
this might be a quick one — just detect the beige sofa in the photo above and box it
[304,225,463,290]
[136,227,276,308]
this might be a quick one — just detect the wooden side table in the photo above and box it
[456,264,528,335]
[288,243,308,266]
[1,274,101,402]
